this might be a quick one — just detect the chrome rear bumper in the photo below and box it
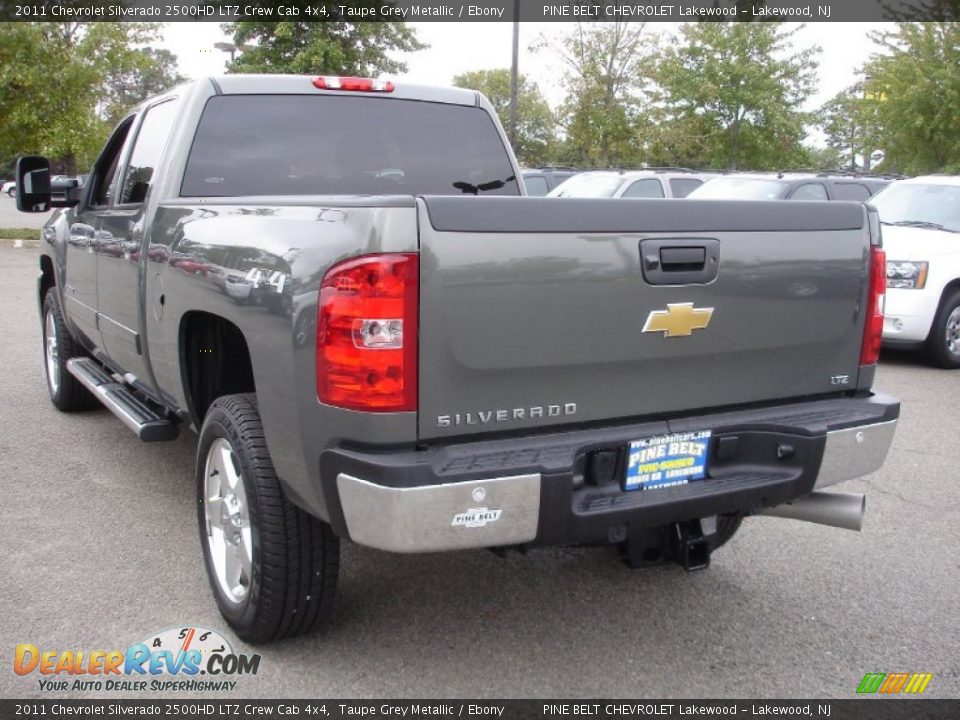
[815,419,898,489]
[330,407,898,553]
[337,472,540,552]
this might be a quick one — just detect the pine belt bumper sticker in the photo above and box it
[624,430,712,491]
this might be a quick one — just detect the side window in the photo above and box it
[790,183,828,201]
[832,183,871,201]
[669,178,703,198]
[622,179,665,198]
[90,119,135,207]
[119,99,179,205]
[524,176,549,196]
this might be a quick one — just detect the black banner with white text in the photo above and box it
[2,0,959,23]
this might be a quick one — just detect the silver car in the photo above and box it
[546,168,715,199]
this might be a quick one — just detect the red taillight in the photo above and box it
[860,246,886,365]
[317,254,418,412]
[312,76,395,93]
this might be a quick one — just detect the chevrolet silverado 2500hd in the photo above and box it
[19,75,899,642]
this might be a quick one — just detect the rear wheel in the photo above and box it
[710,513,743,551]
[42,289,98,411]
[197,394,340,643]
[924,290,960,369]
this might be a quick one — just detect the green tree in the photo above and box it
[546,21,656,168]
[452,69,555,166]
[224,14,424,76]
[101,47,185,126]
[0,23,180,173]
[858,23,960,174]
[803,144,844,172]
[818,81,881,172]
[654,23,820,170]
[880,0,960,21]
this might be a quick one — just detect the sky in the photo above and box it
[159,21,892,142]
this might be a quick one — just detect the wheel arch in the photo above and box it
[179,310,256,428]
[38,253,56,316]
[923,278,960,341]
[936,277,960,308]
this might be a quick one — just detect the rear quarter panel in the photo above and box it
[145,199,419,518]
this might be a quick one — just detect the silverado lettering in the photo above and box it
[437,402,578,426]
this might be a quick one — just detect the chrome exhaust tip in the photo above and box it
[759,491,866,532]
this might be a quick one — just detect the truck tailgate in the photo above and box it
[417,197,871,441]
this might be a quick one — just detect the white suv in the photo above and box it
[546,169,714,199]
[871,176,960,367]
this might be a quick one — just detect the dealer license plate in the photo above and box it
[624,430,712,491]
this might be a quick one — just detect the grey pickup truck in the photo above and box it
[19,75,898,643]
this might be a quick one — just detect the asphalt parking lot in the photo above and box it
[1,244,958,700]
[0,194,51,229]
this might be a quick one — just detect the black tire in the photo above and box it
[709,512,743,552]
[924,289,960,369]
[197,394,340,643]
[6,187,15,197]
[42,289,98,411]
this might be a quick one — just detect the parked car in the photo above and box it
[869,175,960,367]
[3,180,15,197]
[688,172,894,202]
[521,167,579,197]
[547,168,714,199]
[21,75,898,642]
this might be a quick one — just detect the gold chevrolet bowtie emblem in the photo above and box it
[642,303,714,337]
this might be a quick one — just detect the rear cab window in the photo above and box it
[181,95,519,197]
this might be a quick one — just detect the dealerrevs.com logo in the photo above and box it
[14,626,260,692]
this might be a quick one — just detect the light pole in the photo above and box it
[509,2,520,149]
[214,42,240,64]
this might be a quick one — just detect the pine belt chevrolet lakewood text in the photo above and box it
[20,75,899,643]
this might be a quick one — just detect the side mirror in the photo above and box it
[51,176,81,205]
[16,156,51,213]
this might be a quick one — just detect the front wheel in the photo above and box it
[42,289,98,411]
[6,187,14,197]
[197,394,340,643]
[924,290,960,369]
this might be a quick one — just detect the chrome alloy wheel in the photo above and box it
[946,306,960,357]
[204,438,253,604]
[45,310,60,395]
